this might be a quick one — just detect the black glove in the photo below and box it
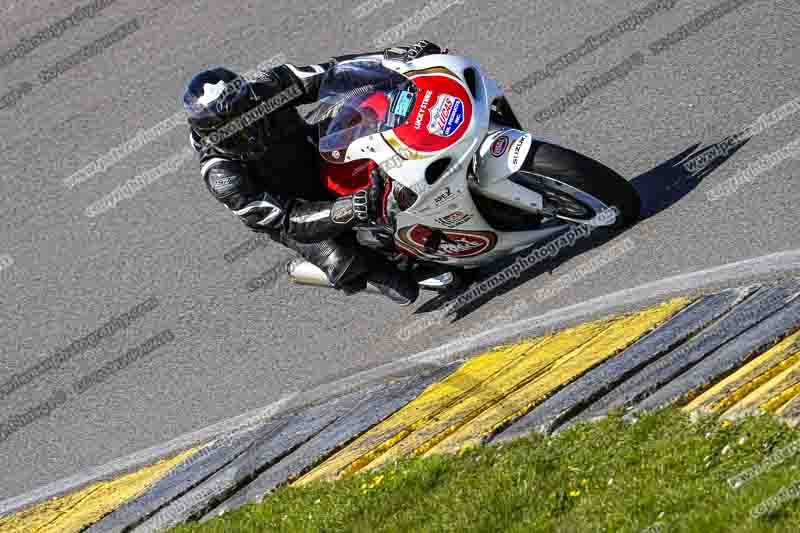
[328,166,389,228]
[384,40,446,63]
[352,167,388,224]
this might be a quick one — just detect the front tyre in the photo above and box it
[520,142,641,228]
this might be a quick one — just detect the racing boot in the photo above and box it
[285,242,418,306]
[363,261,420,306]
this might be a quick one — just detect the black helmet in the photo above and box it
[183,67,269,158]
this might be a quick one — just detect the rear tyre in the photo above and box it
[523,142,641,227]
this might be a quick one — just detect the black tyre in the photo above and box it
[521,142,641,227]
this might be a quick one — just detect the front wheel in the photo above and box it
[515,142,641,228]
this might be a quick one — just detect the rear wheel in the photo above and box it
[517,142,641,227]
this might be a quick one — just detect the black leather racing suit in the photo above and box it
[192,43,443,290]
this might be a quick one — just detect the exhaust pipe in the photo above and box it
[286,258,335,288]
[285,259,382,294]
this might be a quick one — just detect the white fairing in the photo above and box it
[474,128,544,213]
[477,129,531,184]
[335,54,570,267]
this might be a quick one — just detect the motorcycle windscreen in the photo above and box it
[318,93,389,195]
[316,60,417,163]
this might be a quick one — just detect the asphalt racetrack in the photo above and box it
[0,0,798,500]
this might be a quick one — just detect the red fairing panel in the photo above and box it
[321,159,374,196]
[393,73,473,153]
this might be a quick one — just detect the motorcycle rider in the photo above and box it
[183,40,445,305]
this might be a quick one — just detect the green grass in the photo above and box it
[171,409,800,532]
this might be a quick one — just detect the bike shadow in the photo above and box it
[414,130,752,321]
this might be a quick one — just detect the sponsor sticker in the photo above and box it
[414,90,434,130]
[427,93,465,137]
[490,135,509,157]
[508,134,532,170]
[331,200,354,224]
[435,211,473,228]
[397,225,497,258]
[433,186,454,206]
[408,186,464,215]
[437,236,486,257]
[394,74,473,152]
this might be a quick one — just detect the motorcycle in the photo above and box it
[287,54,641,293]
